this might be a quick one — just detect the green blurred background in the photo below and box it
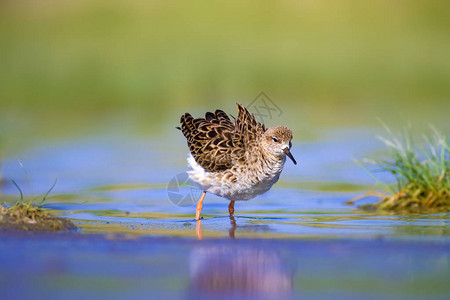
[1,0,449,153]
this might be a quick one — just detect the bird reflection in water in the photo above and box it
[196,219,203,240]
[229,215,237,239]
[190,217,293,299]
[196,216,237,240]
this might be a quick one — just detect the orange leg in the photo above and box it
[228,200,235,217]
[195,191,206,221]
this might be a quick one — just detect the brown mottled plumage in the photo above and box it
[179,104,266,172]
[178,103,296,220]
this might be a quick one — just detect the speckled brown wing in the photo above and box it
[235,103,266,144]
[179,109,245,172]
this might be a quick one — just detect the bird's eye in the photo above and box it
[272,137,278,143]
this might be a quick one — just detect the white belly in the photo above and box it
[227,174,281,201]
[186,154,283,201]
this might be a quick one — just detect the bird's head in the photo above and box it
[262,126,297,165]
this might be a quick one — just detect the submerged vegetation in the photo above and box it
[349,125,450,213]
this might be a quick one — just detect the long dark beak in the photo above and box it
[283,148,297,165]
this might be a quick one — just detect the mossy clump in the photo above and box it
[349,125,449,213]
[0,203,77,232]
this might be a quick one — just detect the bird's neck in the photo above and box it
[248,148,286,181]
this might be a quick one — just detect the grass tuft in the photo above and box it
[0,179,76,232]
[0,203,76,232]
[348,125,449,213]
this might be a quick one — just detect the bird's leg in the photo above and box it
[228,201,236,238]
[228,200,235,217]
[195,191,206,221]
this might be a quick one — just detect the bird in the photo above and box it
[178,103,296,220]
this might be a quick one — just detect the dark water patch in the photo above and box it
[0,233,449,300]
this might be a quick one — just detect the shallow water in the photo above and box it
[1,129,449,299]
